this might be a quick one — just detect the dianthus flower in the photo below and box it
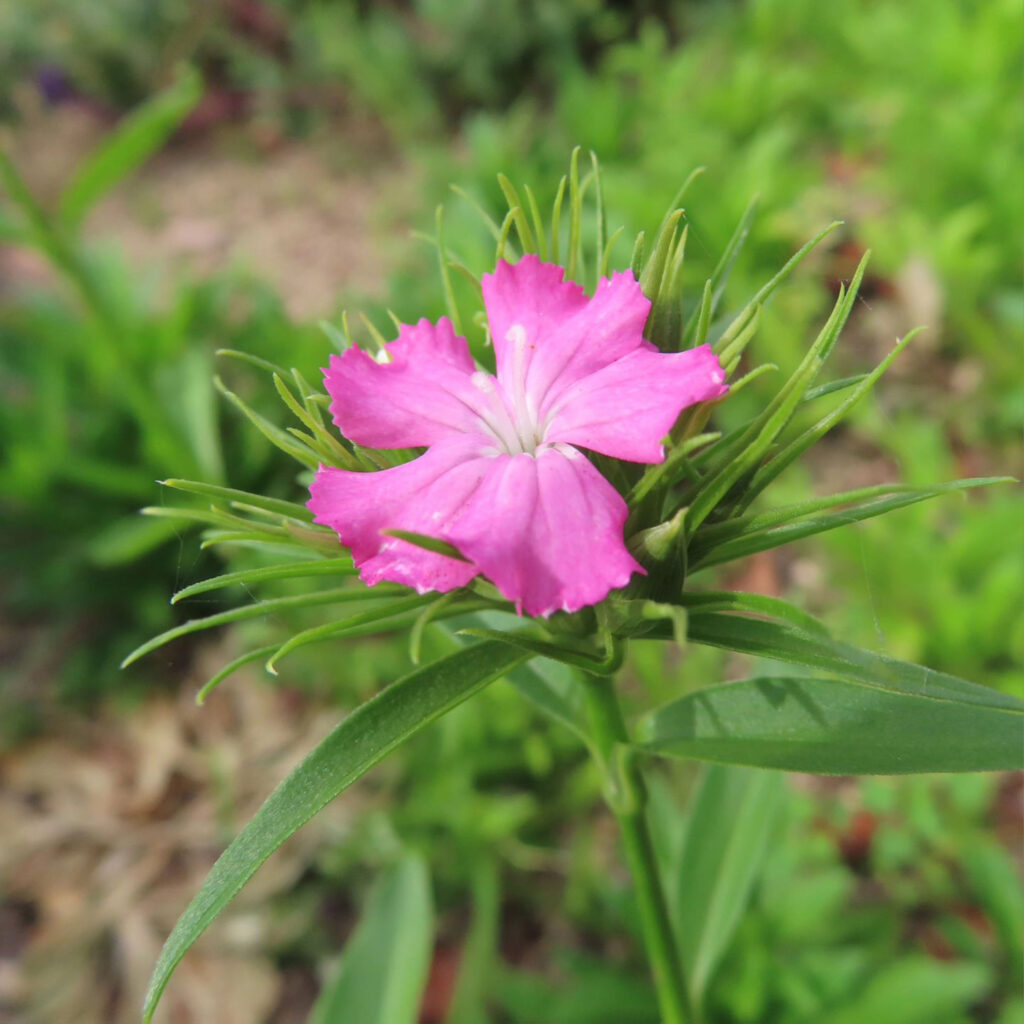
[309,256,727,616]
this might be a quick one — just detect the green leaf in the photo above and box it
[272,372,355,467]
[801,374,869,403]
[160,477,315,522]
[589,152,605,288]
[382,529,472,562]
[648,218,689,351]
[120,586,401,668]
[497,174,538,255]
[195,645,278,705]
[59,66,202,230]
[629,230,646,278]
[682,612,1024,711]
[198,529,313,553]
[628,433,721,506]
[216,347,289,378]
[669,765,783,1003]
[446,858,500,1024]
[265,594,441,673]
[640,209,684,309]
[142,504,278,534]
[711,220,843,358]
[691,477,1009,554]
[691,279,714,350]
[496,206,521,263]
[638,675,1024,773]
[455,614,591,742]
[309,855,434,1024]
[818,956,990,1024]
[685,256,864,533]
[458,628,621,676]
[682,196,758,346]
[505,658,591,743]
[678,591,829,637]
[740,327,922,506]
[215,376,320,469]
[567,146,583,280]
[171,558,354,604]
[691,477,1010,570]
[142,641,528,1023]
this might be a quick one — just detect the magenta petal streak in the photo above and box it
[309,255,728,616]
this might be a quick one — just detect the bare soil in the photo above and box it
[3,101,418,319]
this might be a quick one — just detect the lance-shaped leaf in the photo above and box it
[711,219,843,358]
[264,594,444,674]
[458,628,623,676]
[736,328,923,510]
[446,857,501,1024]
[215,376,320,469]
[669,764,783,1005]
[637,675,1024,773]
[142,504,286,536]
[308,855,434,1024]
[159,477,315,522]
[120,586,404,668]
[172,558,354,604]
[143,641,529,1023]
[690,477,1010,554]
[689,477,1010,571]
[684,255,865,533]
[59,65,202,230]
[454,613,592,743]
[679,612,1024,711]
[195,645,278,705]
[681,195,758,347]
[678,591,829,637]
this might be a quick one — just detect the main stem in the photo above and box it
[581,674,692,1024]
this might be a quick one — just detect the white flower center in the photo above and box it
[469,323,546,456]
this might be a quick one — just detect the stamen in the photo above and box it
[472,370,528,455]
[504,323,542,453]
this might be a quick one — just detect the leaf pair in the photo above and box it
[635,611,1024,773]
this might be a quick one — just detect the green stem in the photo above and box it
[581,675,692,1024]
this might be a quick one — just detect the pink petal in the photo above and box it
[544,344,728,463]
[308,435,489,593]
[481,256,653,417]
[446,445,643,616]
[324,317,487,449]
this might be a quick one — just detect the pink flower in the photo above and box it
[309,256,727,617]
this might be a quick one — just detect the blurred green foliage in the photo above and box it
[0,0,652,133]
[415,0,1022,366]
[0,75,326,725]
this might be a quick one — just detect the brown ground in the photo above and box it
[0,642,359,1024]
[3,100,418,319]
